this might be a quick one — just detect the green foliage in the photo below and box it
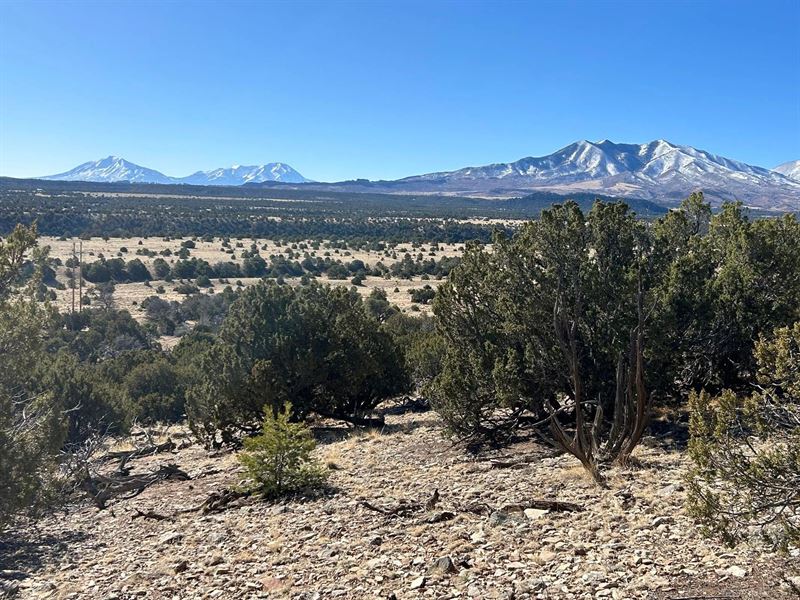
[688,323,800,551]
[125,258,151,282]
[429,240,528,440]
[0,223,39,297]
[122,359,185,423]
[381,312,443,392]
[430,201,649,447]
[40,351,121,443]
[48,307,155,361]
[364,288,398,322]
[152,257,170,278]
[755,322,800,400]
[325,262,350,280]
[187,281,409,445]
[238,403,328,498]
[0,224,65,527]
[408,284,436,304]
[652,196,800,394]
[430,194,800,480]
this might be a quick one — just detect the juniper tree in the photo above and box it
[187,281,409,446]
[0,225,64,527]
[688,323,800,551]
[430,201,653,481]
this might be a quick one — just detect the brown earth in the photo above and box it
[2,407,797,600]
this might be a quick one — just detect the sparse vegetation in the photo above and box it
[0,191,797,597]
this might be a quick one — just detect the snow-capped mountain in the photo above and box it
[395,140,800,210]
[41,156,173,184]
[773,160,800,182]
[179,163,308,185]
[41,158,308,185]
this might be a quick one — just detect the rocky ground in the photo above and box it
[2,407,798,600]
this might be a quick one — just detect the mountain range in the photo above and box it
[40,156,309,185]
[37,141,800,211]
[774,160,800,182]
[311,140,796,210]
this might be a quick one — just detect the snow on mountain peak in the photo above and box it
[400,139,800,210]
[773,160,800,182]
[41,158,309,185]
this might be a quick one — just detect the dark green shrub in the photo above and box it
[430,201,652,481]
[0,225,65,527]
[688,323,800,551]
[409,285,435,304]
[187,281,409,445]
[326,263,350,280]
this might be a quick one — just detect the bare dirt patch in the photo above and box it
[4,409,796,599]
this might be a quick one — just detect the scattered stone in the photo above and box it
[173,560,188,574]
[657,483,682,496]
[425,510,456,524]
[782,576,800,593]
[158,531,184,545]
[7,407,793,599]
[725,565,747,578]
[206,553,223,566]
[428,556,457,575]
[535,550,557,564]
[524,508,549,520]
[488,511,509,527]
[261,577,284,592]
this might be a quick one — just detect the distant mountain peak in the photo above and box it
[773,160,800,182]
[398,139,800,211]
[181,163,309,185]
[41,158,309,185]
[40,156,173,184]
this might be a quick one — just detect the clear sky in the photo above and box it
[1,0,798,182]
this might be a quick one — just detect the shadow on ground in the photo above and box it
[0,527,87,575]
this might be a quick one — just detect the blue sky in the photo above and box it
[1,0,798,181]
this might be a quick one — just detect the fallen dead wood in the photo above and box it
[503,499,584,513]
[459,501,494,515]
[174,488,252,515]
[132,507,174,521]
[359,487,440,518]
[82,463,190,509]
[489,455,540,469]
[317,411,386,429]
[103,440,176,463]
[129,488,253,521]
[359,499,422,517]
[667,596,740,600]
[358,489,582,521]
[487,449,564,469]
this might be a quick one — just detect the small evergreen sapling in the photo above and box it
[238,403,327,498]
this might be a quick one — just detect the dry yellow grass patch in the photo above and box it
[43,235,461,335]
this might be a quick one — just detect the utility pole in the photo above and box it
[70,240,76,317]
[78,240,83,314]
